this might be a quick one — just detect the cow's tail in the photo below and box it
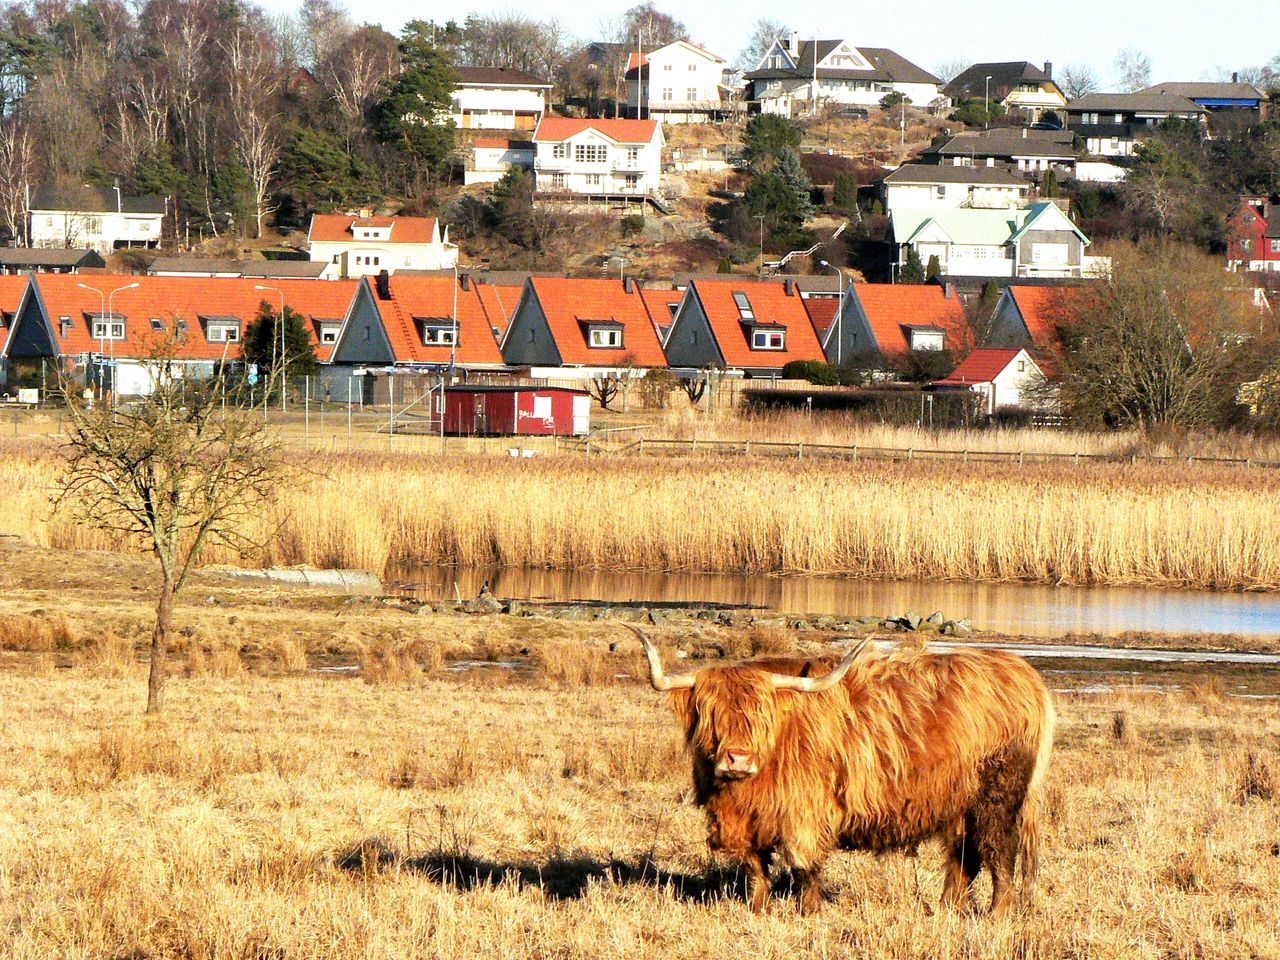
[1018,686,1056,894]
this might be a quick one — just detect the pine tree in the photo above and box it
[926,254,942,281]
[373,20,459,187]
[1041,167,1059,199]
[243,302,319,381]
[832,172,857,210]
[900,247,926,284]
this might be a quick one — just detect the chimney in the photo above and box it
[623,275,635,293]
[1043,61,1053,79]
[459,272,470,291]
[789,32,800,57]
[784,278,796,296]
[375,270,391,300]
[1021,127,1028,138]
[942,281,956,300]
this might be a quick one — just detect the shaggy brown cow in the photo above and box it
[627,625,1055,915]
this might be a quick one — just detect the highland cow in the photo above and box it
[628,625,1055,915]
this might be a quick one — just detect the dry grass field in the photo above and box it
[2,635,1278,958]
[2,437,1279,590]
[2,547,1278,958]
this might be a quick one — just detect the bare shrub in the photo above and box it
[537,644,619,688]
[79,632,134,678]
[356,636,443,685]
[271,637,308,674]
[1237,751,1276,803]
[1111,711,1132,744]
[0,612,78,651]
[747,625,793,657]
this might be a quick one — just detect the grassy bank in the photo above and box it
[2,440,1279,589]
[0,655,1277,959]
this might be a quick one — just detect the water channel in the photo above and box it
[391,565,1280,640]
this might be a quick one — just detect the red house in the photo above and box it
[441,385,590,436]
[1227,196,1280,273]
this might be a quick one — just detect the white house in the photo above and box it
[882,165,1030,217]
[624,40,733,123]
[307,214,457,279]
[531,117,664,209]
[28,186,165,255]
[931,347,1053,415]
[744,34,943,116]
[465,138,535,185]
[891,201,1097,279]
[450,67,552,131]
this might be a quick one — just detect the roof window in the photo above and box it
[732,291,753,319]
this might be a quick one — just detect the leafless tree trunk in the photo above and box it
[0,118,34,246]
[222,30,283,238]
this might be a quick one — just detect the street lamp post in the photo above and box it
[442,241,460,378]
[77,281,139,404]
[818,259,843,367]
[254,285,286,411]
[984,75,993,125]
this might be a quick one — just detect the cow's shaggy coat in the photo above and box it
[632,627,1055,915]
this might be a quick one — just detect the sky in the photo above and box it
[262,0,1278,86]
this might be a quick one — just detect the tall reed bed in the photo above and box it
[2,440,1278,590]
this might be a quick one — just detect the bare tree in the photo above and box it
[56,336,287,714]
[737,18,787,71]
[1059,63,1099,100]
[0,117,34,245]
[932,58,970,84]
[298,0,352,68]
[221,28,283,238]
[320,26,399,149]
[1113,48,1151,93]
[586,372,621,409]
[622,3,688,47]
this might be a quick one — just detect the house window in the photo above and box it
[934,186,945,200]
[423,325,456,346]
[207,324,239,343]
[1272,240,1280,253]
[909,328,945,351]
[320,327,338,344]
[1031,242,1069,264]
[550,173,566,190]
[585,174,601,186]
[552,143,567,159]
[626,147,639,164]
[573,143,607,163]
[1241,239,1253,251]
[588,326,622,348]
[687,87,697,100]
[332,255,340,264]
[750,329,785,350]
[662,87,673,101]
[403,256,412,267]
[91,320,124,340]
[58,316,71,337]
[623,174,640,190]
[732,291,753,319]
[532,395,553,419]
[663,63,672,72]
[149,318,163,331]
[1017,360,1026,372]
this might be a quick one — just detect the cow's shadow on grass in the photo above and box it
[336,838,811,905]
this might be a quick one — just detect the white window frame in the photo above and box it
[91,320,125,340]
[423,325,456,346]
[909,329,945,351]
[750,329,785,350]
[588,327,622,348]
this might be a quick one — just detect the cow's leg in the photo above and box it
[971,748,1036,915]
[793,862,825,915]
[940,830,981,910]
[744,848,773,913]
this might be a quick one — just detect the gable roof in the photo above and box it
[1066,92,1205,114]
[308,214,439,245]
[687,279,825,369]
[366,275,504,367]
[0,247,106,269]
[926,131,1076,160]
[532,116,659,144]
[27,274,359,362]
[891,203,1087,247]
[934,347,1027,385]
[746,40,939,86]
[1139,81,1262,101]
[29,185,166,215]
[454,66,552,88]
[640,288,684,341]
[884,163,1028,187]
[945,62,1060,101]
[524,277,667,366]
[803,297,841,343]
[474,282,524,340]
[852,283,970,358]
[626,40,726,75]
[0,275,31,353]
[149,257,330,279]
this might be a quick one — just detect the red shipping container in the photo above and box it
[440,385,591,436]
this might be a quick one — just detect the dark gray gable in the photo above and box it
[838,288,883,360]
[500,282,563,366]
[984,290,1033,348]
[3,280,58,360]
[662,286,723,368]
[331,281,396,365]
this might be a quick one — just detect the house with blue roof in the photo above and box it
[1140,81,1264,115]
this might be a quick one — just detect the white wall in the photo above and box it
[535,129,662,197]
[885,181,1026,212]
[30,211,162,254]
[309,240,457,278]
[450,86,546,128]
[629,43,725,121]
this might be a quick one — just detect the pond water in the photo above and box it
[389,565,1280,640]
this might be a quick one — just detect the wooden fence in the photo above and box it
[557,436,1280,470]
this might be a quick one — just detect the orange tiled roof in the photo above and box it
[803,297,840,341]
[308,214,439,245]
[0,275,31,354]
[690,280,826,369]
[532,116,658,144]
[853,283,972,358]
[527,278,667,366]
[475,283,524,341]
[32,274,359,362]
[371,275,503,366]
[936,347,1023,385]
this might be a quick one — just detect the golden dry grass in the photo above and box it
[1,660,1277,960]
[3,439,1279,590]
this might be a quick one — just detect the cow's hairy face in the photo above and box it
[672,667,789,782]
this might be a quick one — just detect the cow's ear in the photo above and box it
[669,688,696,736]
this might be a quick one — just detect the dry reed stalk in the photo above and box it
[271,637,308,674]
[355,637,443,685]
[0,613,77,651]
[78,633,134,678]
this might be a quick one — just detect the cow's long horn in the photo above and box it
[769,639,869,693]
[626,624,695,691]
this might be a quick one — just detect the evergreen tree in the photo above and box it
[372,20,458,187]
[900,247,926,284]
[1041,167,1059,199]
[276,126,376,218]
[243,301,318,381]
[981,279,1000,304]
[926,254,941,281]
[744,146,813,234]
[739,113,801,172]
[832,172,858,210]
